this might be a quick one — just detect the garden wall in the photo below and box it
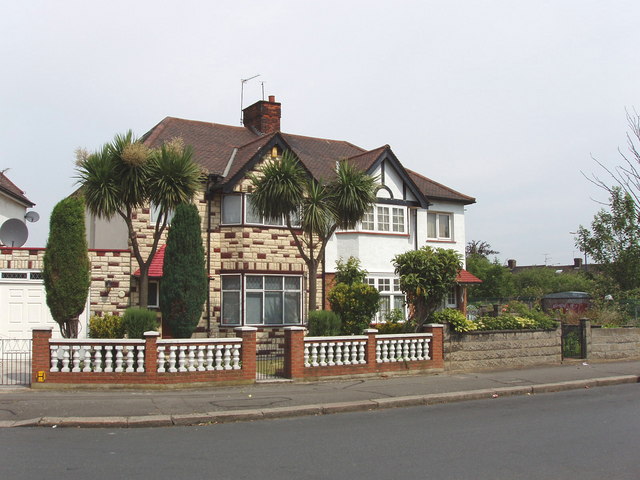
[588,326,640,360]
[443,324,562,372]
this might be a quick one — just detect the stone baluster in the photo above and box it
[50,345,59,372]
[61,346,70,372]
[187,346,196,372]
[157,347,166,373]
[206,346,214,370]
[375,342,381,363]
[71,346,81,372]
[215,346,223,370]
[389,341,396,362]
[223,345,232,370]
[351,343,358,364]
[125,347,135,372]
[137,346,145,372]
[416,340,423,360]
[424,338,431,359]
[319,343,327,366]
[381,341,389,363]
[94,346,103,372]
[232,344,241,369]
[402,340,410,361]
[342,343,350,365]
[327,342,335,366]
[303,343,310,367]
[335,343,343,365]
[83,347,93,372]
[310,343,319,367]
[410,340,417,361]
[104,346,113,372]
[178,346,187,372]
[168,346,177,372]
[197,346,206,371]
[358,342,366,364]
[115,346,124,372]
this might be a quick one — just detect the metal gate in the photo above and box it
[561,324,585,359]
[0,339,31,386]
[256,335,285,381]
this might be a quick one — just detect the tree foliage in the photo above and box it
[466,254,514,301]
[466,240,499,258]
[43,196,90,338]
[327,257,380,335]
[159,203,208,338]
[250,150,377,311]
[512,268,594,298]
[576,187,640,291]
[76,132,202,308]
[393,247,462,331]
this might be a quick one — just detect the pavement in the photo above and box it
[1,359,638,428]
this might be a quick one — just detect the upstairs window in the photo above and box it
[221,194,299,227]
[360,205,406,233]
[427,212,452,240]
[150,203,174,226]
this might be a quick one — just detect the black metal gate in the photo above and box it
[256,334,285,381]
[561,324,585,359]
[0,339,31,386]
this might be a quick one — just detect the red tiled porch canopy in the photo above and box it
[133,244,166,278]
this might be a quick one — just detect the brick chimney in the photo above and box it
[573,257,583,268]
[242,95,281,134]
[507,259,516,269]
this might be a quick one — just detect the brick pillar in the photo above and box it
[364,328,378,371]
[144,331,160,376]
[423,323,444,369]
[31,328,53,384]
[284,326,305,379]
[235,327,257,380]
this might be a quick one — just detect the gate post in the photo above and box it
[423,323,444,368]
[31,327,53,385]
[580,318,590,359]
[284,326,305,379]
[235,327,257,380]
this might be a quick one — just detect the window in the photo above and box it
[221,276,241,325]
[221,274,302,326]
[148,280,159,308]
[360,205,406,233]
[427,212,452,240]
[446,286,457,308]
[367,277,406,322]
[150,203,174,225]
[221,195,242,224]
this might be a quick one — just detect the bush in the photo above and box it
[372,309,408,334]
[307,310,342,336]
[88,314,125,338]
[474,314,557,331]
[433,308,477,333]
[122,307,158,339]
[328,282,380,335]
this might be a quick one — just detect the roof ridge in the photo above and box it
[406,168,475,202]
[346,144,389,161]
[281,132,366,152]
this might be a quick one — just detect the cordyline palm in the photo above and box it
[250,150,377,311]
[76,131,202,308]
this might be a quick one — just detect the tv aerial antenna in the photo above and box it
[240,74,260,125]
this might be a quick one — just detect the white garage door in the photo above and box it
[0,271,60,339]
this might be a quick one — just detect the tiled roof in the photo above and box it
[139,116,474,205]
[407,169,475,205]
[133,244,166,278]
[0,172,34,208]
[456,269,482,284]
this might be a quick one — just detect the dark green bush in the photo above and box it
[328,282,380,335]
[307,310,342,336]
[88,314,125,338]
[434,308,478,333]
[122,307,158,339]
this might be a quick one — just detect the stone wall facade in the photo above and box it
[443,324,562,372]
[87,249,131,316]
[588,326,640,360]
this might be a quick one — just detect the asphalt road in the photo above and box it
[1,383,638,480]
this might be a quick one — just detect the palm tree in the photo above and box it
[250,150,377,311]
[76,132,202,308]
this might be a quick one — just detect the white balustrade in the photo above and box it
[48,341,146,373]
[375,335,431,363]
[303,337,367,368]
[155,340,243,373]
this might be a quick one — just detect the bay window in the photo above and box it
[360,205,406,233]
[366,277,406,322]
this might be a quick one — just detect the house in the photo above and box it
[87,96,479,336]
[0,173,60,338]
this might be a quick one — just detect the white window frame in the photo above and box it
[366,277,406,322]
[360,204,407,234]
[220,274,303,326]
[221,195,242,225]
[221,275,242,325]
[220,194,300,228]
[427,211,453,240]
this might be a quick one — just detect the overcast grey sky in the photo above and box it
[1,0,638,265]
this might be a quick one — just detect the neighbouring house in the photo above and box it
[0,172,60,338]
[84,96,479,336]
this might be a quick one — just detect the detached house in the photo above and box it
[87,96,478,336]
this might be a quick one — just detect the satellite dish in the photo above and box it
[25,211,40,223]
[0,219,28,247]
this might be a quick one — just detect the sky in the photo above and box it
[1,0,639,266]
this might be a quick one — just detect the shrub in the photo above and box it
[122,307,158,339]
[372,309,408,334]
[328,282,380,335]
[433,308,477,333]
[88,314,125,339]
[307,310,342,336]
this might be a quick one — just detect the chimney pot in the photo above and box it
[268,95,275,103]
[574,258,583,268]
[507,259,516,269]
